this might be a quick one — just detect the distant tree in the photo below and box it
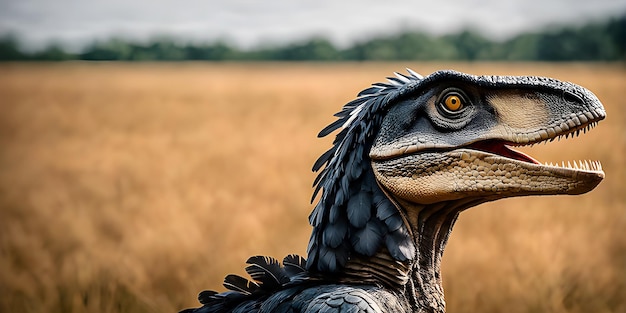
[499,34,541,60]
[146,39,186,60]
[0,34,27,60]
[343,38,398,61]
[393,32,458,60]
[32,44,72,61]
[536,23,620,61]
[443,30,492,60]
[80,38,133,60]
[184,41,236,60]
[265,38,340,61]
[605,15,626,59]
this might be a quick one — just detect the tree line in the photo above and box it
[1,14,624,62]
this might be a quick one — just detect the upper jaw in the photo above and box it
[370,107,605,161]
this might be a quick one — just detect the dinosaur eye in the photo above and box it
[431,88,473,129]
[444,95,463,111]
[437,89,469,117]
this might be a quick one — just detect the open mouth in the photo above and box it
[465,121,604,174]
[467,140,539,164]
[466,140,603,172]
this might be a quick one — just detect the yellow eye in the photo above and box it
[444,95,463,111]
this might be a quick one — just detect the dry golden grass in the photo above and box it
[0,62,624,313]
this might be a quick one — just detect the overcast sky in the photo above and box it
[1,0,624,50]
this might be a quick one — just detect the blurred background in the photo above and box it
[0,1,625,313]
[1,0,625,61]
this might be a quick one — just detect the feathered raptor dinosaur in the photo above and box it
[181,69,605,313]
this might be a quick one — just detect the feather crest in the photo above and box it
[307,69,424,272]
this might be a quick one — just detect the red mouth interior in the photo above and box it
[467,140,540,164]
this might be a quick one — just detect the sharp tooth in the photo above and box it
[584,160,590,170]
[567,161,572,168]
[573,161,579,169]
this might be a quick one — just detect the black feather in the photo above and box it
[395,71,413,81]
[383,214,403,232]
[386,226,416,261]
[372,82,393,88]
[334,188,345,206]
[346,191,371,228]
[259,287,305,312]
[223,274,258,295]
[319,243,349,272]
[342,96,369,108]
[322,220,348,248]
[232,300,256,313]
[386,76,406,85]
[351,219,384,256]
[313,148,336,172]
[345,147,364,181]
[318,118,345,138]
[358,86,384,96]
[309,204,322,227]
[245,256,290,289]
[328,203,341,224]
[375,197,397,220]
[306,232,319,269]
[198,290,217,305]
[283,254,307,277]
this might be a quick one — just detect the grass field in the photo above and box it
[0,62,624,313]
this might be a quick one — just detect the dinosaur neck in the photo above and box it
[341,197,485,313]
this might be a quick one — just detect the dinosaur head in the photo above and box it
[307,69,605,278]
[370,70,605,204]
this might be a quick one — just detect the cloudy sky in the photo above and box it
[1,0,624,50]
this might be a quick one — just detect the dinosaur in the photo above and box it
[180,69,605,313]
